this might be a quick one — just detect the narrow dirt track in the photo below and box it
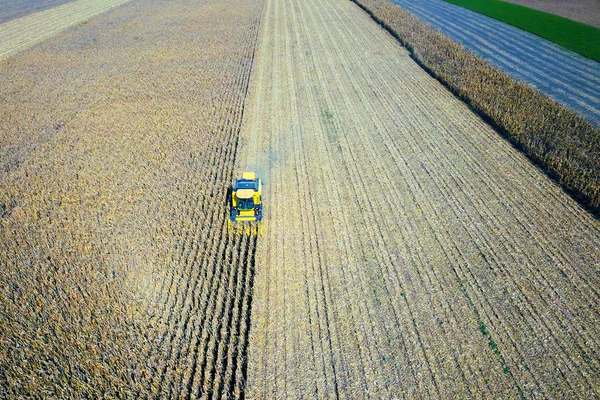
[238,0,600,397]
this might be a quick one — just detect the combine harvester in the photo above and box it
[228,171,263,236]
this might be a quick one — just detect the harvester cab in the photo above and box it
[228,171,263,235]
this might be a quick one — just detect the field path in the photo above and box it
[0,0,131,60]
[238,0,600,397]
[389,0,600,128]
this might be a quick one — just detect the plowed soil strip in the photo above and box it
[0,0,131,60]
[239,0,600,397]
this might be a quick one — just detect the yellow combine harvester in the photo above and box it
[228,171,263,235]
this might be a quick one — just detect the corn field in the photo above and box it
[1,0,599,398]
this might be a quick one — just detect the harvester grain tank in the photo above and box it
[228,171,263,235]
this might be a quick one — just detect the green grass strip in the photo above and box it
[442,0,600,61]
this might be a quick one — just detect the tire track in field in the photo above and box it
[239,0,600,397]
[0,0,132,60]
[389,0,600,127]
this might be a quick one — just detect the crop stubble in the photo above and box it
[0,0,263,397]
[239,0,600,397]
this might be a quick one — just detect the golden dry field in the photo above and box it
[1,0,600,397]
[0,0,263,397]
[239,0,600,397]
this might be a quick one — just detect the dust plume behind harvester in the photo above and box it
[228,171,263,236]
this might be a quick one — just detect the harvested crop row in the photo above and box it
[239,0,600,397]
[0,0,263,397]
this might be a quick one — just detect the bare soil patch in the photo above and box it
[502,0,600,28]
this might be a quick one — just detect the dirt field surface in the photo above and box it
[502,0,600,29]
[239,0,600,397]
[0,0,131,61]
[0,0,262,397]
